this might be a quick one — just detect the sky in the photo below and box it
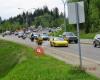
[0,0,68,20]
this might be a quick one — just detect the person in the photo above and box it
[36,34,43,45]
[30,33,34,41]
[63,35,68,41]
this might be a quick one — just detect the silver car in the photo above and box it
[18,31,24,38]
[93,34,100,47]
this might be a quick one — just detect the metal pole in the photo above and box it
[61,0,67,32]
[75,3,82,69]
[26,12,28,28]
[22,13,24,29]
[64,3,66,32]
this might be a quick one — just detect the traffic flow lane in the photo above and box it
[45,43,100,61]
[40,39,100,61]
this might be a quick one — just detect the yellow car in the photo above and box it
[50,37,68,47]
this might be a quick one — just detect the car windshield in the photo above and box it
[41,34,48,36]
[64,32,75,36]
[34,34,38,36]
[63,32,75,36]
[54,38,64,41]
[19,31,23,34]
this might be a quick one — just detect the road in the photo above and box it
[0,34,100,62]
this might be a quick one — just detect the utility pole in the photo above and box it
[61,0,68,32]
[25,12,28,28]
[0,17,2,33]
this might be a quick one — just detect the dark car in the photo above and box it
[62,32,78,43]
[34,33,39,40]
[30,33,35,41]
[30,33,39,41]
[93,34,100,47]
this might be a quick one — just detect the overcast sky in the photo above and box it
[0,0,68,20]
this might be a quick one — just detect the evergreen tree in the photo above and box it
[0,17,2,23]
[53,7,59,19]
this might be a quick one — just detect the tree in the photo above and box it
[0,17,2,24]
[69,0,100,33]
[83,0,90,33]
[95,0,100,10]
[43,6,49,13]
[52,7,59,19]
[1,6,65,31]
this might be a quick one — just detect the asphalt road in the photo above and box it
[0,35,100,62]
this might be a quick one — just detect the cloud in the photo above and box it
[0,0,68,20]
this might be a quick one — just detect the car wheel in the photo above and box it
[48,39,50,41]
[23,37,26,39]
[66,45,68,47]
[50,42,53,47]
[93,42,97,47]
[74,40,78,44]
[50,44,53,47]
[68,40,71,44]
[53,43,56,47]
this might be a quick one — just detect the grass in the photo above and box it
[50,30,98,39]
[80,33,96,39]
[0,39,100,80]
[49,30,64,37]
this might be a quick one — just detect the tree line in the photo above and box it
[0,6,64,32]
[0,0,100,34]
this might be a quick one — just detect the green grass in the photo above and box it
[0,40,100,80]
[50,30,97,39]
[49,30,64,37]
[80,33,96,39]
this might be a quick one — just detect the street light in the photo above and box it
[18,8,36,28]
[61,0,68,32]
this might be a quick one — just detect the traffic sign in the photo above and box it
[68,1,85,24]
[35,46,44,56]
[68,1,85,69]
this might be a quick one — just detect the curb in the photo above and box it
[80,42,92,45]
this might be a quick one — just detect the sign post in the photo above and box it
[68,1,85,69]
[75,3,82,69]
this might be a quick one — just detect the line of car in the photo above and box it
[13,30,70,47]
[1,30,100,48]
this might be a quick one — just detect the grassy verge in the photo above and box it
[49,30,97,39]
[0,40,99,80]
[49,30,64,37]
[80,33,96,39]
